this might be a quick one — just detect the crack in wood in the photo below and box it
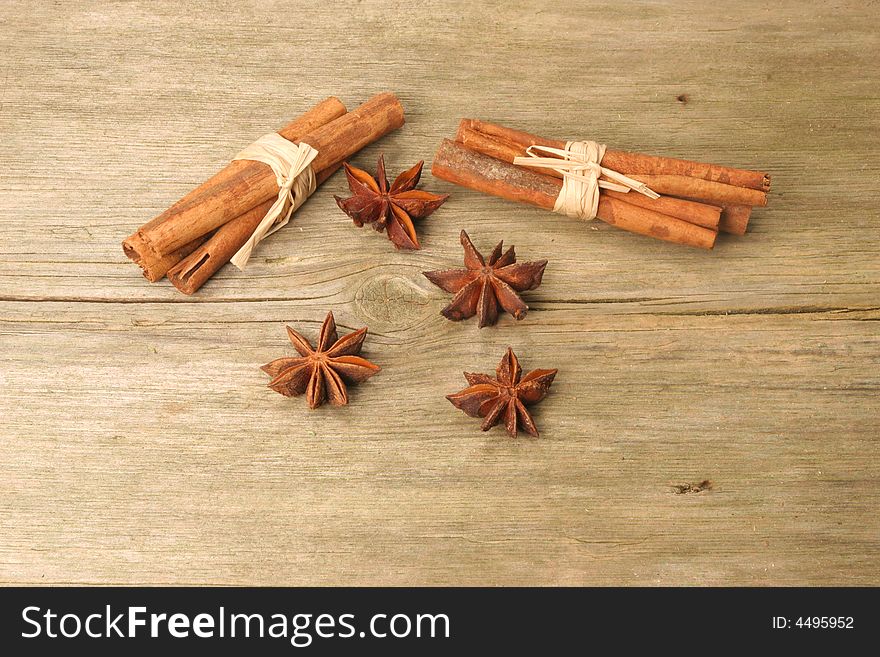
[672,480,713,495]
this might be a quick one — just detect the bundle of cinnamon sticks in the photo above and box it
[123,93,405,293]
[432,119,770,249]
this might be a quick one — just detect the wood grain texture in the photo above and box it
[0,0,878,585]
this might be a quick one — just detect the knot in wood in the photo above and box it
[354,272,430,331]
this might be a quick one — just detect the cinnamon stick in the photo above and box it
[719,205,752,235]
[601,190,721,231]
[629,174,767,208]
[122,232,208,283]
[457,126,722,230]
[123,97,347,281]
[133,92,405,259]
[459,118,770,191]
[166,165,340,295]
[432,139,716,250]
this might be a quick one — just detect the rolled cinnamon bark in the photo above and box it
[457,126,722,230]
[719,205,752,235]
[601,190,721,231]
[133,92,405,259]
[459,119,770,191]
[122,232,208,282]
[432,139,716,250]
[166,165,340,295]
[123,96,347,281]
[629,174,767,208]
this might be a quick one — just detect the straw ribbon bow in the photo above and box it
[513,141,658,221]
[230,133,318,269]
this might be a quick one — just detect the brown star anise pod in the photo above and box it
[261,311,380,409]
[447,348,557,438]
[334,154,449,250]
[423,230,548,328]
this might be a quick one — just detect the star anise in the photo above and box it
[423,230,547,328]
[334,154,449,250]
[261,311,380,408]
[447,348,557,438]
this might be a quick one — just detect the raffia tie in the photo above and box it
[513,141,658,221]
[229,133,318,269]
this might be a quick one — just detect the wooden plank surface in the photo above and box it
[1,0,878,585]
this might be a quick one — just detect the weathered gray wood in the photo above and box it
[0,0,878,585]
